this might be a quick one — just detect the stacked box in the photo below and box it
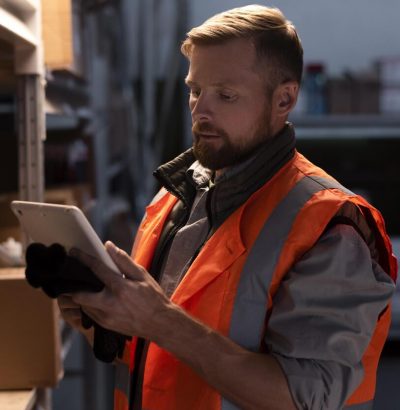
[0,268,63,389]
[42,0,84,75]
[327,76,380,114]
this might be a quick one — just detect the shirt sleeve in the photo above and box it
[265,224,395,410]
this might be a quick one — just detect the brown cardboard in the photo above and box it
[0,268,63,389]
[42,0,73,69]
[41,0,84,75]
[327,78,353,114]
[327,77,380,115]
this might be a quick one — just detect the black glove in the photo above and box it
[25,243,130,363]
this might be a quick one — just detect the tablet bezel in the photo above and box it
[10,201,119,273]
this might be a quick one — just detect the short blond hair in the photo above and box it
[181,5,303,90]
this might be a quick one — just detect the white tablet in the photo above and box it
[10,201,119,273]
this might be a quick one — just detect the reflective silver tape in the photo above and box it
[228,175,354,352]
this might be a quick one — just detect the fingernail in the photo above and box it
[105,241,117,253]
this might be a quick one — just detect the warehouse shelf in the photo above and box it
[291,114,400,139]
[0,2,49,409]
[0,7,37,46]
[3,0,38,14]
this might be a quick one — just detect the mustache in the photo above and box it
[192,121,226,137]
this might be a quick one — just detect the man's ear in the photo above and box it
[272,81,299,118]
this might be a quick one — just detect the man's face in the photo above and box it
[186,38,274,171]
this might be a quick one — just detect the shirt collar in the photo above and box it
[186,161,213,189]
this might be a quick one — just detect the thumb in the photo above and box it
[105,241,145,281]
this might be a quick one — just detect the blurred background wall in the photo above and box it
[191,0,400,75]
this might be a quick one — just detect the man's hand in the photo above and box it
[70,241,173,340]
[69,241,296,410]
[58,294,94,346]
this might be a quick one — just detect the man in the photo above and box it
[59,5,397,410]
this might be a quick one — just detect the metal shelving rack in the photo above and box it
[0,0,45,203]
[0,1,48,409]
[291,114,400,139]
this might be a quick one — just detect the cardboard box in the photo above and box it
[327,77,380,114]
[42,0,84,75]
[327,78,353,114]
[0,268,63,389]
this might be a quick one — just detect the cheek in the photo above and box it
[224,111,256,133]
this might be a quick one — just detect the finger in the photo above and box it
[59,307,83,329]
[105,241,147,281]
[80,306,107,328]
[58,295,80,309]
[70,247,119,288]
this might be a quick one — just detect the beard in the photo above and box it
[192,110,273,171]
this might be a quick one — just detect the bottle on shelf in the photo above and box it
[304,62,328,115]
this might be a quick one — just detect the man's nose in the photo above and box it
[191,93,212,122]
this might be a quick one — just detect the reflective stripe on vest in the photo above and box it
[222,175,355,410]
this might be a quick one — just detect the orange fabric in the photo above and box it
[346,305,392,404]
[114,151,396,410]
[114,192,178,409]
[114,388,129,410]
[133,192,178,269]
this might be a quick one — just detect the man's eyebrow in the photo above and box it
[184,78,240,88]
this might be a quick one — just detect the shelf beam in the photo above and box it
[295,126,400,140]
[0,0,43,75]
[0,7,37,47]
[2,0,38,15]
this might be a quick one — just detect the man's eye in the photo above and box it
[220,92,236,101]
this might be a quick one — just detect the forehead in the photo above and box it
[186,38,263,87]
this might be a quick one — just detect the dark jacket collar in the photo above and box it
[153,123,296,225]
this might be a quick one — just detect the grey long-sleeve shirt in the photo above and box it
[266,224,394,409]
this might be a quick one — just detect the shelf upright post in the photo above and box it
[14,0,46,203]
[17,74,45,202]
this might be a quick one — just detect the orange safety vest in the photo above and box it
[114,152,397,410]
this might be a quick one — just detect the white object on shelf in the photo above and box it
[380,87,400,114]
[379,56,400,87]
[0,237,24,267]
